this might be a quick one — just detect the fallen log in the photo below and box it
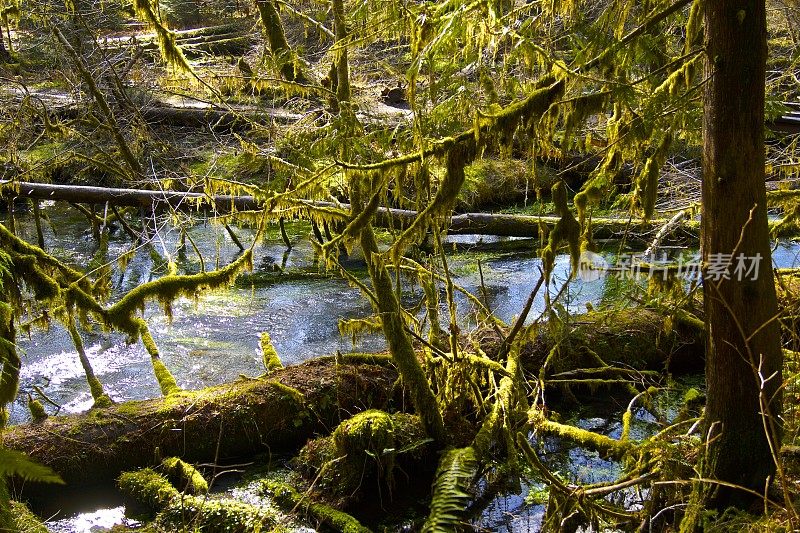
[1,181,692,239]
[4,356,398,498]
[52,103,303,131]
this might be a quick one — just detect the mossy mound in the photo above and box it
[332,409,395,464]
[293,412,434,508]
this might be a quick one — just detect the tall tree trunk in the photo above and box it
[0,30,9,62]
[701,0,782,509]
[255,0,306,83]
[331,0,351,107]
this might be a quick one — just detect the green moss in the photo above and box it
[118,468,180,512]
[119,467,275,531]
[261,480,371,533]
[158,494,274,533]
[333,409,395,462]
[542,181,581,280]
[10,501,48,533]
[260,332,283,373]
[529,408,630,459]
[150,352,181,397]
[93,394,114,409]
[27,396,47,423]
[162,457,208,495]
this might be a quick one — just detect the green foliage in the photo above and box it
[0,449,63,485]
[422,446,478,533]
[9,501,48,533]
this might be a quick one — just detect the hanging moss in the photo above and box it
[259,332,283,374]
[261,480,371,533]
[132,0,195,76]
[391,140,478,259]
[255,0,306,83]
[634,133,672,221]
[161,457,208,495]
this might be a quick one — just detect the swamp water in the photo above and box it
[6,205,800,531]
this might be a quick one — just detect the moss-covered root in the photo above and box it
[139,321,181,396]
[118,468,275,531]
[260,332,283,373]
[262,480,371,533]
[10,501,49,533]
[161,457,208,495]
[67,316,113,407]
[0,300,20,429]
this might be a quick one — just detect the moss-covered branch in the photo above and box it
[262,480,371,533]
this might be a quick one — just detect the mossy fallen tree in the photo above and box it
[4,357,398,498]
[490,307,705,381]
[53,104,302,131]
[2,181,694,239]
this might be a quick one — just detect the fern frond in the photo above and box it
[0,449,63,485]
[422,446,478,533]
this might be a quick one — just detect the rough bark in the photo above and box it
[4,357,397,499]
[700,0,783,509]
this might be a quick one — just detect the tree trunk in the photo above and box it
[701,0,782,509]
[255,0,306,83]
[0,31,9,63]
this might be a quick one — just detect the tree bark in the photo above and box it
[255,0,306,82]
[701,0,782,509]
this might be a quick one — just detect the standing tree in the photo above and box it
[700,0,783,510]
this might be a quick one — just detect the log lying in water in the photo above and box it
[4,356,398,498]
[1,181,690,239]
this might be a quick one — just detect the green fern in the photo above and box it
[0,449,63,485]
[422,446,478,532]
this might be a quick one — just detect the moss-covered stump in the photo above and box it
[118,468,274,532]
[293,412,435,509]
[261,480,371,533]
[5,358,398,498]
